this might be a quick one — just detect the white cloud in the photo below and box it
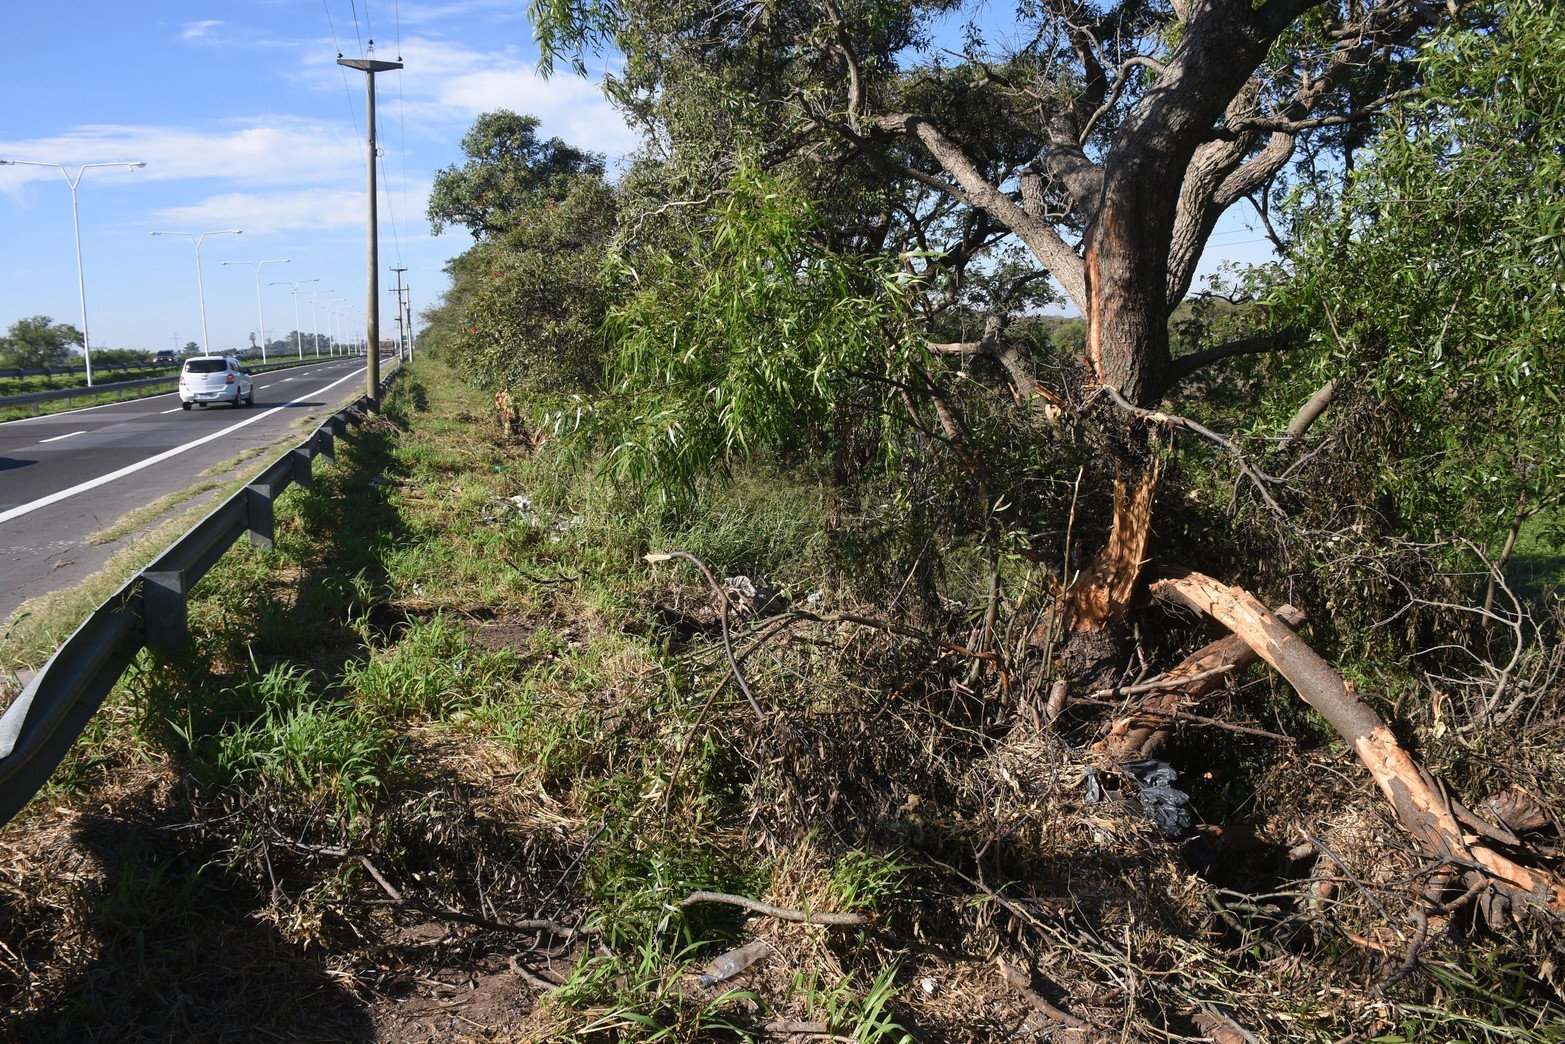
[395,0,526,28]
[182,20,225,42]
[329,34,640,160]
[0,120,365,188]
[434,69,639,157]
[153,188,369,235]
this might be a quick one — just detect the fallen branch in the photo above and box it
[1076,696,1296,745]
[681,890,873,925]
[1096,605,1306,758]
[784,608,998,661]
[996,958,1094,1031]
[508,954,564,991]
[645,550,766,719]
[335,896,589,942]
[762,1020,854,1041]
[1151,569,1565,918]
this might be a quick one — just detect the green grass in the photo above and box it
[6,354,1562,1042]
[1505,510,1565,602]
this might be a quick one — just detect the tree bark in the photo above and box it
[1151,569,1565,916]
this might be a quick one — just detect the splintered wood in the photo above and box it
[1152,568,1565,918]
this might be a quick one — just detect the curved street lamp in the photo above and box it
[150,229,242,354]
[222,258,289,363]
[0,158,146,385]
[269,279,319,359]
[308,288,334,357]
[328,298,349,356]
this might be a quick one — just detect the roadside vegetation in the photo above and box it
[2,0,1564,1039]
[2,355,1560,1041]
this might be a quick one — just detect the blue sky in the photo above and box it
[0,1,1274,362]
[0,0,636,357]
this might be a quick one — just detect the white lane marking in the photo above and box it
[161,407,185,414]
[39,430,88,444]
[260,384,273,389]
[0,367,366,525]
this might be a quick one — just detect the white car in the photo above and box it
[179,355,255,409]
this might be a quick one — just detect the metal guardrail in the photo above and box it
[0,360,162,381]
[0,366,397,825]
[1,374,180,409]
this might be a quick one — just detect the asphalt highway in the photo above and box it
[0,357,384,628]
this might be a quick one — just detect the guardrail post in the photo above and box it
[291,447,313,489]
[316,429,335,466]
[245,484,275,549]
[142,571,191,654]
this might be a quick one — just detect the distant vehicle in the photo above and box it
[178,355,255,409]
[153,350,178,364]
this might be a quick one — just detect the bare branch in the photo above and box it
[1101,385,1286,515]
[682,890,873,925]
[1166,330,1301,388]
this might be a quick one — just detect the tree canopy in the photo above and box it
[0,316,82,369]
[427,109,607,239]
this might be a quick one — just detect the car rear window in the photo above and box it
[184,359,227,374]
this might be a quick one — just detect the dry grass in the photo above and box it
[0,358,1560,1042]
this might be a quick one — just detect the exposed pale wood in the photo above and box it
[1063,463,1160,631]
[681,890,872,925]
[1152,569,1565,916]
[1097,604,1305,758]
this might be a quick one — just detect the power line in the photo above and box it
[347,0,367,55]
[324,2,365,141]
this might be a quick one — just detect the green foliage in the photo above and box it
[0,315,82,369]
[577,166,922,497]
[785,965,913,1044]
[1270,0,1565,550]
[827,848,913,912]
[216,697,396,820]
[427,109,605,238]
[427,174,618,398]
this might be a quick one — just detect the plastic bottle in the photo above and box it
[697,940,771,986]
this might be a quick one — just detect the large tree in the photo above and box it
[531,0,1471,626]
[427,109,607,239]
[423,112,622,412]
[0,316,81,369]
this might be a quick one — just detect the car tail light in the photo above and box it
[226,373,234,384]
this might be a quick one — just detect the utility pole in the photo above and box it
[403,284,415,361]
[390,266,407,361]
[338,47,403,406]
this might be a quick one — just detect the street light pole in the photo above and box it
[268,279,319,359]
[151,229,243,355]
[309,288,333,357]
[339,50,404,405]
[222,258,289,363]
[0,158,146,385]
[330,299,349,356]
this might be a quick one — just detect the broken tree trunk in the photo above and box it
[1063,461,1160,631]
[1097,604,1306,758]
[1151,569,1565,918]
